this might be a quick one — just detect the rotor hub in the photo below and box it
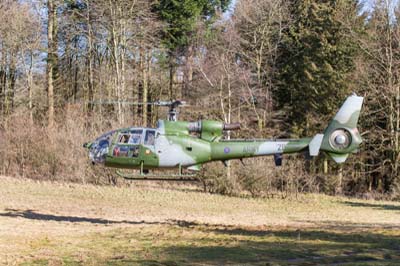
[329,129,352,150]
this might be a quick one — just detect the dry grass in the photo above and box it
[0,176,400,265]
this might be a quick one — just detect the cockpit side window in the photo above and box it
[116,130,143,145]
[128,130,143,144]
[118,134,130,143]
[144,130,156,146]
[113,129,143,158]
[113,145,139,157]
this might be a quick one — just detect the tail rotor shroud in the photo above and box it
[309,94,364,163]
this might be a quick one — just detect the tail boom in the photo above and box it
[207,95,363,166]
[210,139,310,161]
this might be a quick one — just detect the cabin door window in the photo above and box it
[144,130,156,146]
[113,130,143,158]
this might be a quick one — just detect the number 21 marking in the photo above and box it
[277,144,286,152]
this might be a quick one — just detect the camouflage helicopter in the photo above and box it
[83,95,363,180]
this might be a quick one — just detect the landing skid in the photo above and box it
[116,163,198,182]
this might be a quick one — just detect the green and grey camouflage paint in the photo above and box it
[84,95,364,171]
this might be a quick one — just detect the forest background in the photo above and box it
[0,0,399,198]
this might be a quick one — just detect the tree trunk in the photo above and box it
[183,45,193,98]
[169,54,174,100]
[86,0,94,112]
[147,54,153,126]
[28,52,34,124]
[3,55,16,115]
[142,50,149,126]
[47,0,57,128]
[120,18,126,124]
[0,67,4,114]
[110,2,123,125]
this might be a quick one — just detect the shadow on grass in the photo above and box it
[4,210,400,265]
[208,224,400,247]
[0,209,208,227]
[343,201,400,211]
[145,224,400,265]
[153,219,400,265]
[0,208,166,225]
[84,220,400,266]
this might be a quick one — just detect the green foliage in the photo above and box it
[154,0,230,54]
[276,0,361,134]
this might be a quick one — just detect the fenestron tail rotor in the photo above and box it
[308,94,364,163]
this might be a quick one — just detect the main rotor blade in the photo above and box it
[85,100,188,107]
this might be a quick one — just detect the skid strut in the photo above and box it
[116,163,198,182]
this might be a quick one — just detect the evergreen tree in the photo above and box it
[154,0,231,98]
[155,0,230,54]
[276,0,361,135]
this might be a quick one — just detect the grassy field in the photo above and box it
[1,176,400,265]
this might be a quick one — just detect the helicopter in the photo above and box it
[83,95,364,180]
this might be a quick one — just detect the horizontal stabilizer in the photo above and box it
[309,134,324,156]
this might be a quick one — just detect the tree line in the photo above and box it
[0,0,399,198]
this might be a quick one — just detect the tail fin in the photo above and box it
[309,94,364,163]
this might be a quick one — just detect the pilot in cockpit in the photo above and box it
[129,134,141,144]
[119,134,130,143]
